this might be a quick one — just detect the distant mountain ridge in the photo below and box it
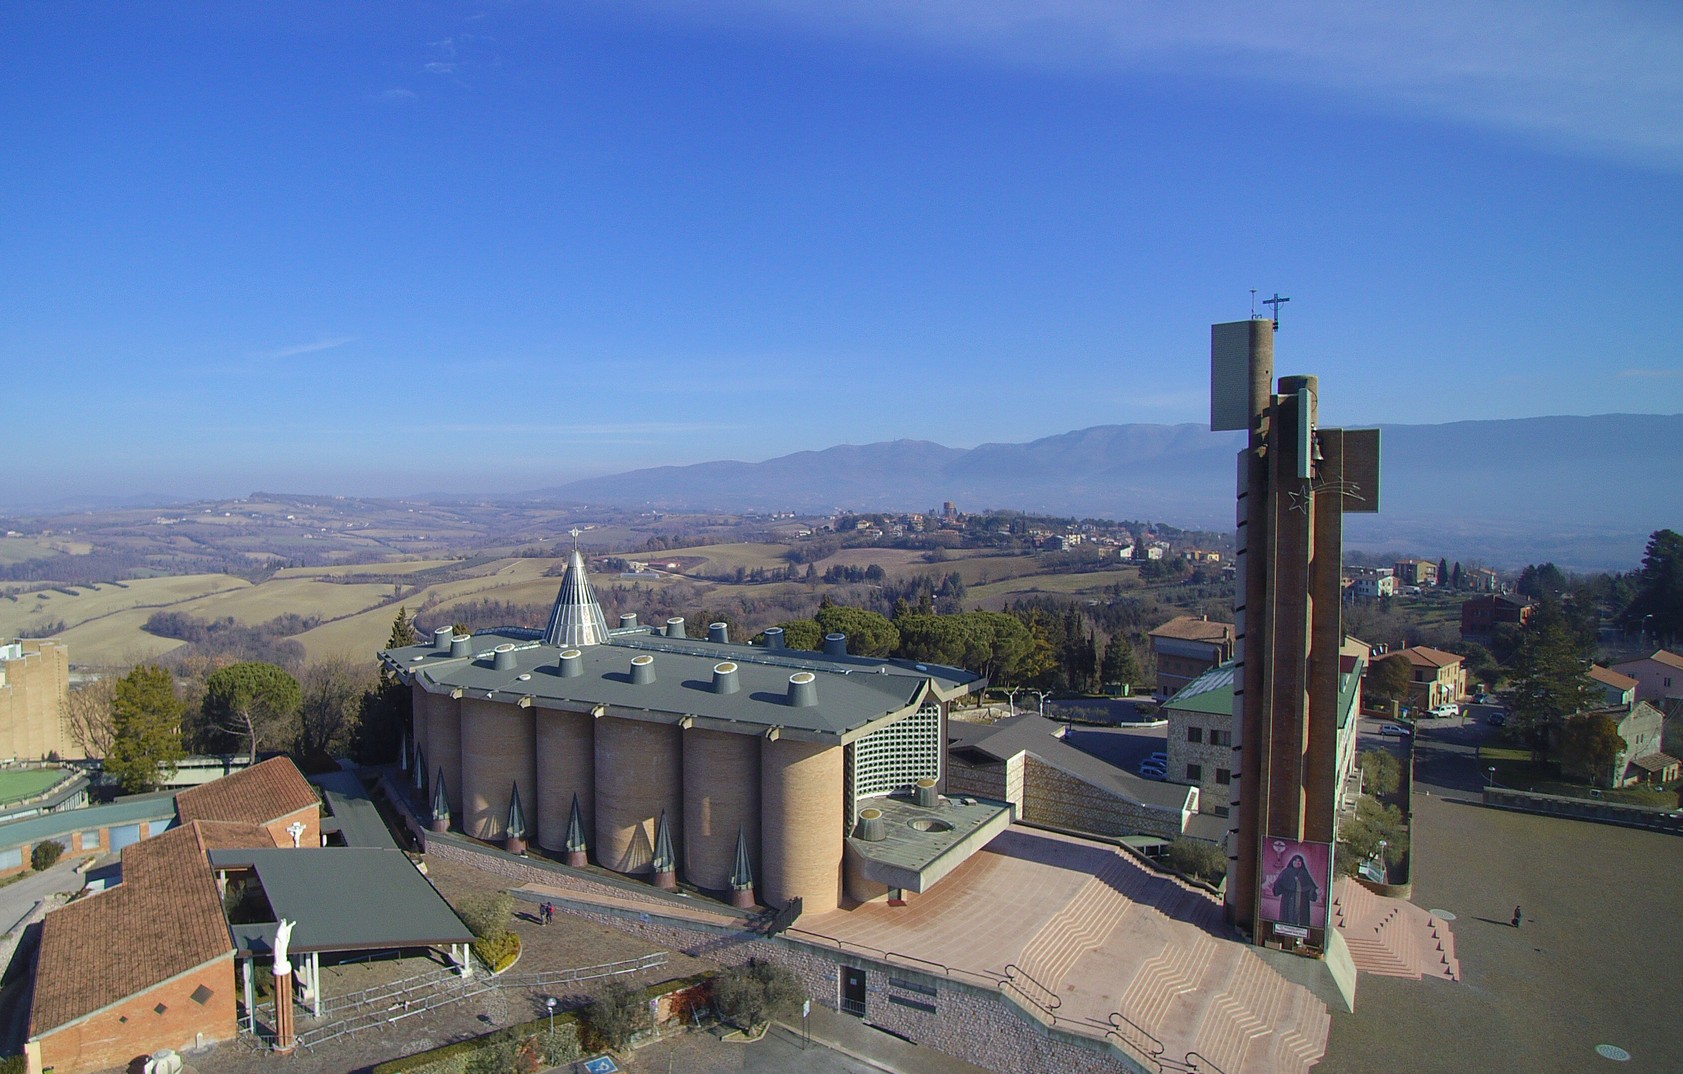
[532,414,1683,571]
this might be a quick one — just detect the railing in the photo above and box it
[1105,1010,1166,1066]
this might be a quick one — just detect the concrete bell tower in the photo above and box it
[1211,316,1380,954]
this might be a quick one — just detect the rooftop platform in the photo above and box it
[846,793,1013,893]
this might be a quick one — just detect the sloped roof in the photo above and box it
[1589,665,1639,691]
[1164,662,1236,718]
[175,756,319,827]
[542,549,611,648]
[947,714,1193,812]
[30,821,270,1035]
[1399,646,1463,669]
[1148,616,1234,644]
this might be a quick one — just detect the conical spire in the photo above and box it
[565,793,588,853]
[399,731,409,772]
[729,826,754,891]
[542,547,610,647]
[506,782,527,840]
[651,810,676,874]
[431,768,451,824]
[413,745,426,791]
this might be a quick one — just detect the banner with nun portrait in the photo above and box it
[1258,837,1331,934]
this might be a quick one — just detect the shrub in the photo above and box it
[540,1029,580,1066]
[1165,837,1226,884]
[30,840,65,872]
[712,959,804,1031]
[456,891,513,940]
[586,980,645,1051]
[1358,750,1401,796]
[473,931,521,974]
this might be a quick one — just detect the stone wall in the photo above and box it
[424,831,1148,1074]
[1020,757,1184,841]
[1483,788,1683,834]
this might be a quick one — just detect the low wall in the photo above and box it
[1482,788,1683,834]
[421,833,1148,1074]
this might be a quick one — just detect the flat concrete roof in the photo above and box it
[847,794,1013,893]
[948,713,1194,812]
[209,847,472,955]
[310,770,398,849]
[0,791,177,851]
[385,628,982,742]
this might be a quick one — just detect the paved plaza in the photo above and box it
[1321,727,1683,1073]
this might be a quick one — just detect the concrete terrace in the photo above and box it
[795,826,1329,1074]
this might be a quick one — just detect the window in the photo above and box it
[1216,768,1231,785]
[1208,730,1228,747]
[1187,727,1203,743]
[1186,763,1203,781]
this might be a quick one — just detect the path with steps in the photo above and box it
[801,827,1330,1074]
[1331,877,1461,982]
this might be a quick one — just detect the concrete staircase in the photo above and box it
[1016,845,1330,1074]
[1331,877,1460,982]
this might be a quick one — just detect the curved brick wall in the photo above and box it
[535,708,595,853]
[459,697,536,843]
[594,717,683,874]
[421,689,463,818]
[760,738,843,911]
[682,728,760,891]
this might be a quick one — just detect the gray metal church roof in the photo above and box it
[542,549,611,647]
[385,628,981,743]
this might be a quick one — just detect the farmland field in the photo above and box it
[0,575,250,635]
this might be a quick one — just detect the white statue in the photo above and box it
[272,918,295,977]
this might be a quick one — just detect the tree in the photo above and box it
[1559,711,1626,786]
[355,608,417,764]
[1516,562,1568,601]
[1437,558,1449,587]
[1165,838,1226,883]
[295,657,370,762]
[1100,632,1143,690]
[712,959,804,1032]
[104,665,186,793]
[63,676,117,759]
[1338,796,1406,873]
[586,979,645,1051]
[1451,562,1464,590]
[201,662,302,764]
[762,619,823,651]
[1506,599,1597,752]
[1622,529,1683,645]
[31,840,65,871]
[1365,654,1412,712]
[814,605,900,657]
[1357,750,1401,796]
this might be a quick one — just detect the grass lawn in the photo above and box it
[0,767,71,806]
[1483,748,1680,808]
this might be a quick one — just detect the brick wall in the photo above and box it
[33,954,237,1074]
[1020,757,1184,841]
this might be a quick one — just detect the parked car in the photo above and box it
[1380,723,1413,737]
[1145,751,1167,765]
[1487,712,1507,727]
[1474,693,1496,705]
[1429,703,1459,719]
[1138,759,1168,778]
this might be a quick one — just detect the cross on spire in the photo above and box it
[1263,293,1290,329]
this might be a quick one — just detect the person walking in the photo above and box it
[1511,905,1523,928]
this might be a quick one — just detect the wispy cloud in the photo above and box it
[1617,368,1683,379]
[261,336,357,360]
[379,88,417,104]
[687,0,1683,170]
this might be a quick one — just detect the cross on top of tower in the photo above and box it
[1263,293,1290,329]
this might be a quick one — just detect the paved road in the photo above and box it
[0,857,86,936]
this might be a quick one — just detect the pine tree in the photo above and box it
[1100,632,1143,690]
[1507,599,1598,755]
[105,666,187,793]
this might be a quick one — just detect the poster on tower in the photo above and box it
[1258,837,1332,934]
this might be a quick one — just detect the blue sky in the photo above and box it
[4,1,1680,507]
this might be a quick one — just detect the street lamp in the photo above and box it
[545,996,556,1036]
[1486,766,1497,789]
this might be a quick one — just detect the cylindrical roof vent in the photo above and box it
[787,671,818,707]
[620,613,639,629]
[559,648,585,677]
[666,617,686,639]
[492,643,516,672]
[433,626,454,651]
[915,778,938,808]
[712,661,740,695]
[450,635,472,658]
[857,807,886,842]
[763,627,785,650]
[630,654,656,684]
[823,633,848,657]
[708,622,730,644]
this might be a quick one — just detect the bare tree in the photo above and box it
[295,656,372,760]
[64,677,117,759]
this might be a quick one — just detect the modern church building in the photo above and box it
[381,550,1011,913]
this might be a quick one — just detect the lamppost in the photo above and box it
[545,996,556,1036]
[1376,840,1388,882]
[1642,614,1654,645]
[1486,766,1497,789]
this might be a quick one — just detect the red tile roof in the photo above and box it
[1588,665,1639,691]
[29,820,272,1035]
[1399,646,1463,669]
[175,756,320,827]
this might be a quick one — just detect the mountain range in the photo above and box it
[532,414,1683,572]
